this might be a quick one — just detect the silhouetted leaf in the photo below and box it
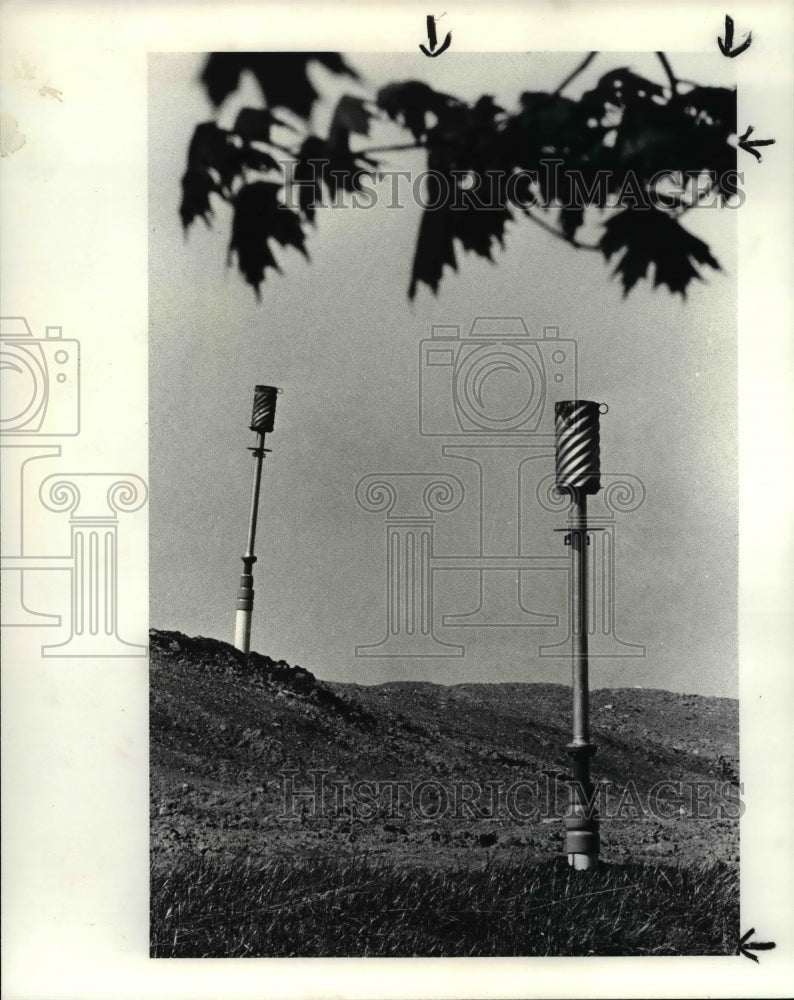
[672,86,737,201]
[201,52,359,118]
[180,122,246,229]
[454,195,512,257]
[228,181,309,297]
[585,68,665,114]
[329,95,374,149]
[377,80,460,140]
[409,168,513,299]
[517,94,607,203]
[520,92,593,156]
[185,122,242,191]
[291,135,376,222]
[410,205,458,298]
[238,145,280,175]
[404,85,513,301]
[180,169,216,229]
[473,95,505,120]
[611,102,688,179]
[559,206,585,241]
[200,53,246,108]
[233,107,293,143]
[600,208,721,297]
[292,137,325,222]
[614,98,734,186]
[185,52,736,301]
[180,120,286,231]
[676,86,736,138]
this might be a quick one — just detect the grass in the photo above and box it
[150,852,738,957]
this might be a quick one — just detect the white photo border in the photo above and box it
[1,1,793,997]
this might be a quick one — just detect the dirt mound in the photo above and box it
[150,629,739,868]
[151,628,376,729]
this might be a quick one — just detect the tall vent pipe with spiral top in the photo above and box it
[233,385,280,654]
[554,399,606,870]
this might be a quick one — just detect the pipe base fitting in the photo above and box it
[564,741,600,865]
[236,573,254,611]
[564,814,600,858]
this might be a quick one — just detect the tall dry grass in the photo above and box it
[150,852,738,957]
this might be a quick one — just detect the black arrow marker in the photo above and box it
[738,126,776,162]
[426,14,437,51]
[420,14,452,57]
[718,14,752,57]
[737,928,776,963]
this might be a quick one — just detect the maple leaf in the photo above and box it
[228,182,309,298]
[180,169,216,229]
[238,144,279,175]
[287,96,378,223]
[559,206,585,242]
[376,80,460,141]
[292,136,325,222]
[613,94,735,195]
[292,135,376,222]
[409,168,513,299]
[232,107,293,143]
[201,53,359,119]
[519,92,598,161]
[599,208,721,297]
[611,102,691,179]
[672,86,737,201]
[185,122,241,191]
[409,203,459,298]
[676,86,736,138]
[185,51,735,303]
[515,93,607,213]
[329,95,374,149]
[180,122,243,229]
[180,120,285,229]
[583,68,665,115]
[406,110,517,301]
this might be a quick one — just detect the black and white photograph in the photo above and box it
[2,1,794,997]
[149,48,744,958]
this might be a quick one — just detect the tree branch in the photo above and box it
[553,52,598,97]
[523,207,600,251]
[655,52,679,95]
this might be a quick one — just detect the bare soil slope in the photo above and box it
[150,629,739,868]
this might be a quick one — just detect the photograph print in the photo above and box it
[148,45,742,958]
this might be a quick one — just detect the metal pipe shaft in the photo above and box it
[234,431,267,653]
[245,431,266,558]
[570,491,589,746]
[565,490,599,870]
[564,489,599,869]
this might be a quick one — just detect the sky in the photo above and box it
[149,51,738,697]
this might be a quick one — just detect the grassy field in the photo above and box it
[150,853,738,957]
